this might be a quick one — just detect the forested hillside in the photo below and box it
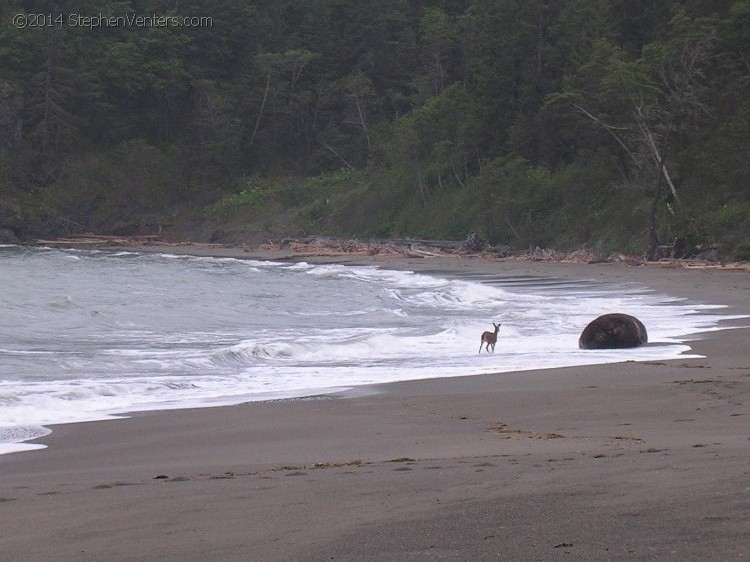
[1,1,748,259]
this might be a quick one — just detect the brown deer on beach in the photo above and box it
[479,322,501,354]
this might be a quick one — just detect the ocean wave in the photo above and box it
[2,246,747,455]
[0,425,50,441]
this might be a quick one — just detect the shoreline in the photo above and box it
[1,245,749,560]
[3,241,744,451]
[30,233,750,271]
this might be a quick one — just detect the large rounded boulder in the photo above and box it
[579,313,648,350]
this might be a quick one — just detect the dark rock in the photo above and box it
[0,201,23,230]
[579,313,648,350]
[0,227,19,244]
[0,201,24,242]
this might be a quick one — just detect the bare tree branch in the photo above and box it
[317,139,352,169]
[249,70,271,148]
[571,103,643,172]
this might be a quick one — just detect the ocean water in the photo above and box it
[0,245,740,455]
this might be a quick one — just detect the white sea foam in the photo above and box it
[0,246,746,454]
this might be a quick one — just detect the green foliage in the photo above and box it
[212,176,276,217]
[212,169,365,225]
[733,242,750,261]
[303,168,365,192]
[330,168,411,237]
[693,201,750,248]
[0,0,747,255]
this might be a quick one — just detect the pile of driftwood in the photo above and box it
[261,237,459,258]
[36,234,166,246]
[34,232,749,271]
[260,237,632,264]
[262,236,750,271]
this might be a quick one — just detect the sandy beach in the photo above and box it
[1,248,748,561]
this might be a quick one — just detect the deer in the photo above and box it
[479,322,501,354]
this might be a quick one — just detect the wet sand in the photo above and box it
[1,249,748,561]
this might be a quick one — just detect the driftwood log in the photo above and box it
[579,313,648,350]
